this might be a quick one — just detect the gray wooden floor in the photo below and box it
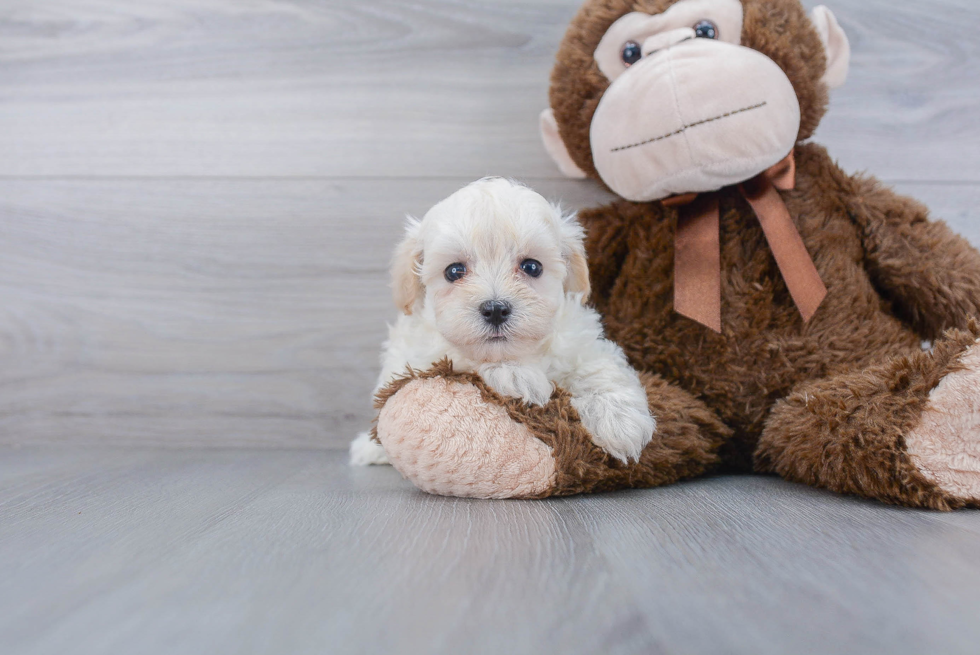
[2,0,980,653]
[4,448,980,655]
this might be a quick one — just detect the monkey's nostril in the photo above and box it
[480,300,512,327]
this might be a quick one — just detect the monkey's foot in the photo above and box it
[378,375,557,499]
[906,341,980,503]
[373,361,725,499]
[756,327,980,510]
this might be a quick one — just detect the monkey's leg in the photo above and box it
[756,328,980,510]
[374,363,728,499]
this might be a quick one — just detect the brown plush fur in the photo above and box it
[374,0,980,508]
[582,142,954,470]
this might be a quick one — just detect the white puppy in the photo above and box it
[350,178,655,466]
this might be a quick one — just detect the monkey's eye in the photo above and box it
[520,259,543,278]
[693,20,718,39]
[444,263,466,282]
[621,40,642,67]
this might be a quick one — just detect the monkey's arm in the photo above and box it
[848,176,980,341]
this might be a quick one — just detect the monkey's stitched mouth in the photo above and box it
[611,101,768,153]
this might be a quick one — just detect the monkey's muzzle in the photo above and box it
[590,39,801,202]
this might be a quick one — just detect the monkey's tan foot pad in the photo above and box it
[906,341,980,505]
[377,376,557,499]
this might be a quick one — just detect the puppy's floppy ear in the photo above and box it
[557,209,591,303]
[391,216,424,315]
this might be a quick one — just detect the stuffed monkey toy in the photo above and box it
[373,0,980,509]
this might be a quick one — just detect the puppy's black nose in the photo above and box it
[480,299,511,327]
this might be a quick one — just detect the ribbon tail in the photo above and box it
[674,195,721,332]
[741,180,827,322]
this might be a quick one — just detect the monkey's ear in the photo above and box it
[557,210,591,303]
[811,6,850,90]
[540,108,587,179]
[391,217,424,315]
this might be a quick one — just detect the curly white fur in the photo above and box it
[350,178,656,465]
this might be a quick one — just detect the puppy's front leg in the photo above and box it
[479,362,554,407]
[571,390,655,464]
[561,343,656,464]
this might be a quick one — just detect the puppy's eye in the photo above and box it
[621,40,642,66]
[693,20,718,39]
[444,263,466,282]
[520,259,543,278]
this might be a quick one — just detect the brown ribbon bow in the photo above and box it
[665,152,827,332]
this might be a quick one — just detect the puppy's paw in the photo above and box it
[479,362,554,406]
[572,392,656,464]
[349,431,390,466]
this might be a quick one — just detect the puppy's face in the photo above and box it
[392,178,590,363]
